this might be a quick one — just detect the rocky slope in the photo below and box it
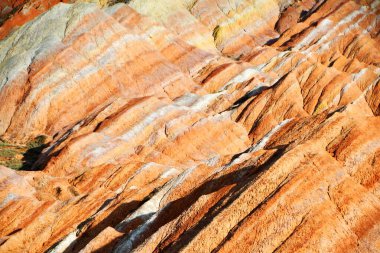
[0,0,379,252]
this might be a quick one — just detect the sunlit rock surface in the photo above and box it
[0,0,379,252]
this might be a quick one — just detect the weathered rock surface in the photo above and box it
[0,0,379,252]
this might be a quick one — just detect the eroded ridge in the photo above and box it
[0,0,379,252]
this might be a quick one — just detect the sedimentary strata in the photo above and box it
[0,0,379,252]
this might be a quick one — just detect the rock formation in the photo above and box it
[0,0,379,252]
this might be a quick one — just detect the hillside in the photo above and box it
[0,0,379,252]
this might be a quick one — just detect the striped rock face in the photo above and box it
[0,0,379,252]
[0,0,113,40]
[0,0,72,40]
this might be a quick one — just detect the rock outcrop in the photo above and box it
[0,0,379,252]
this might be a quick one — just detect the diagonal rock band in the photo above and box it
[0,0,379,252]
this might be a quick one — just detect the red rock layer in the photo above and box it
[0,0,73,40]
[0,0,379,252]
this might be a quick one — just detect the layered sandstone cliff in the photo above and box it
[0,0,379,252]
